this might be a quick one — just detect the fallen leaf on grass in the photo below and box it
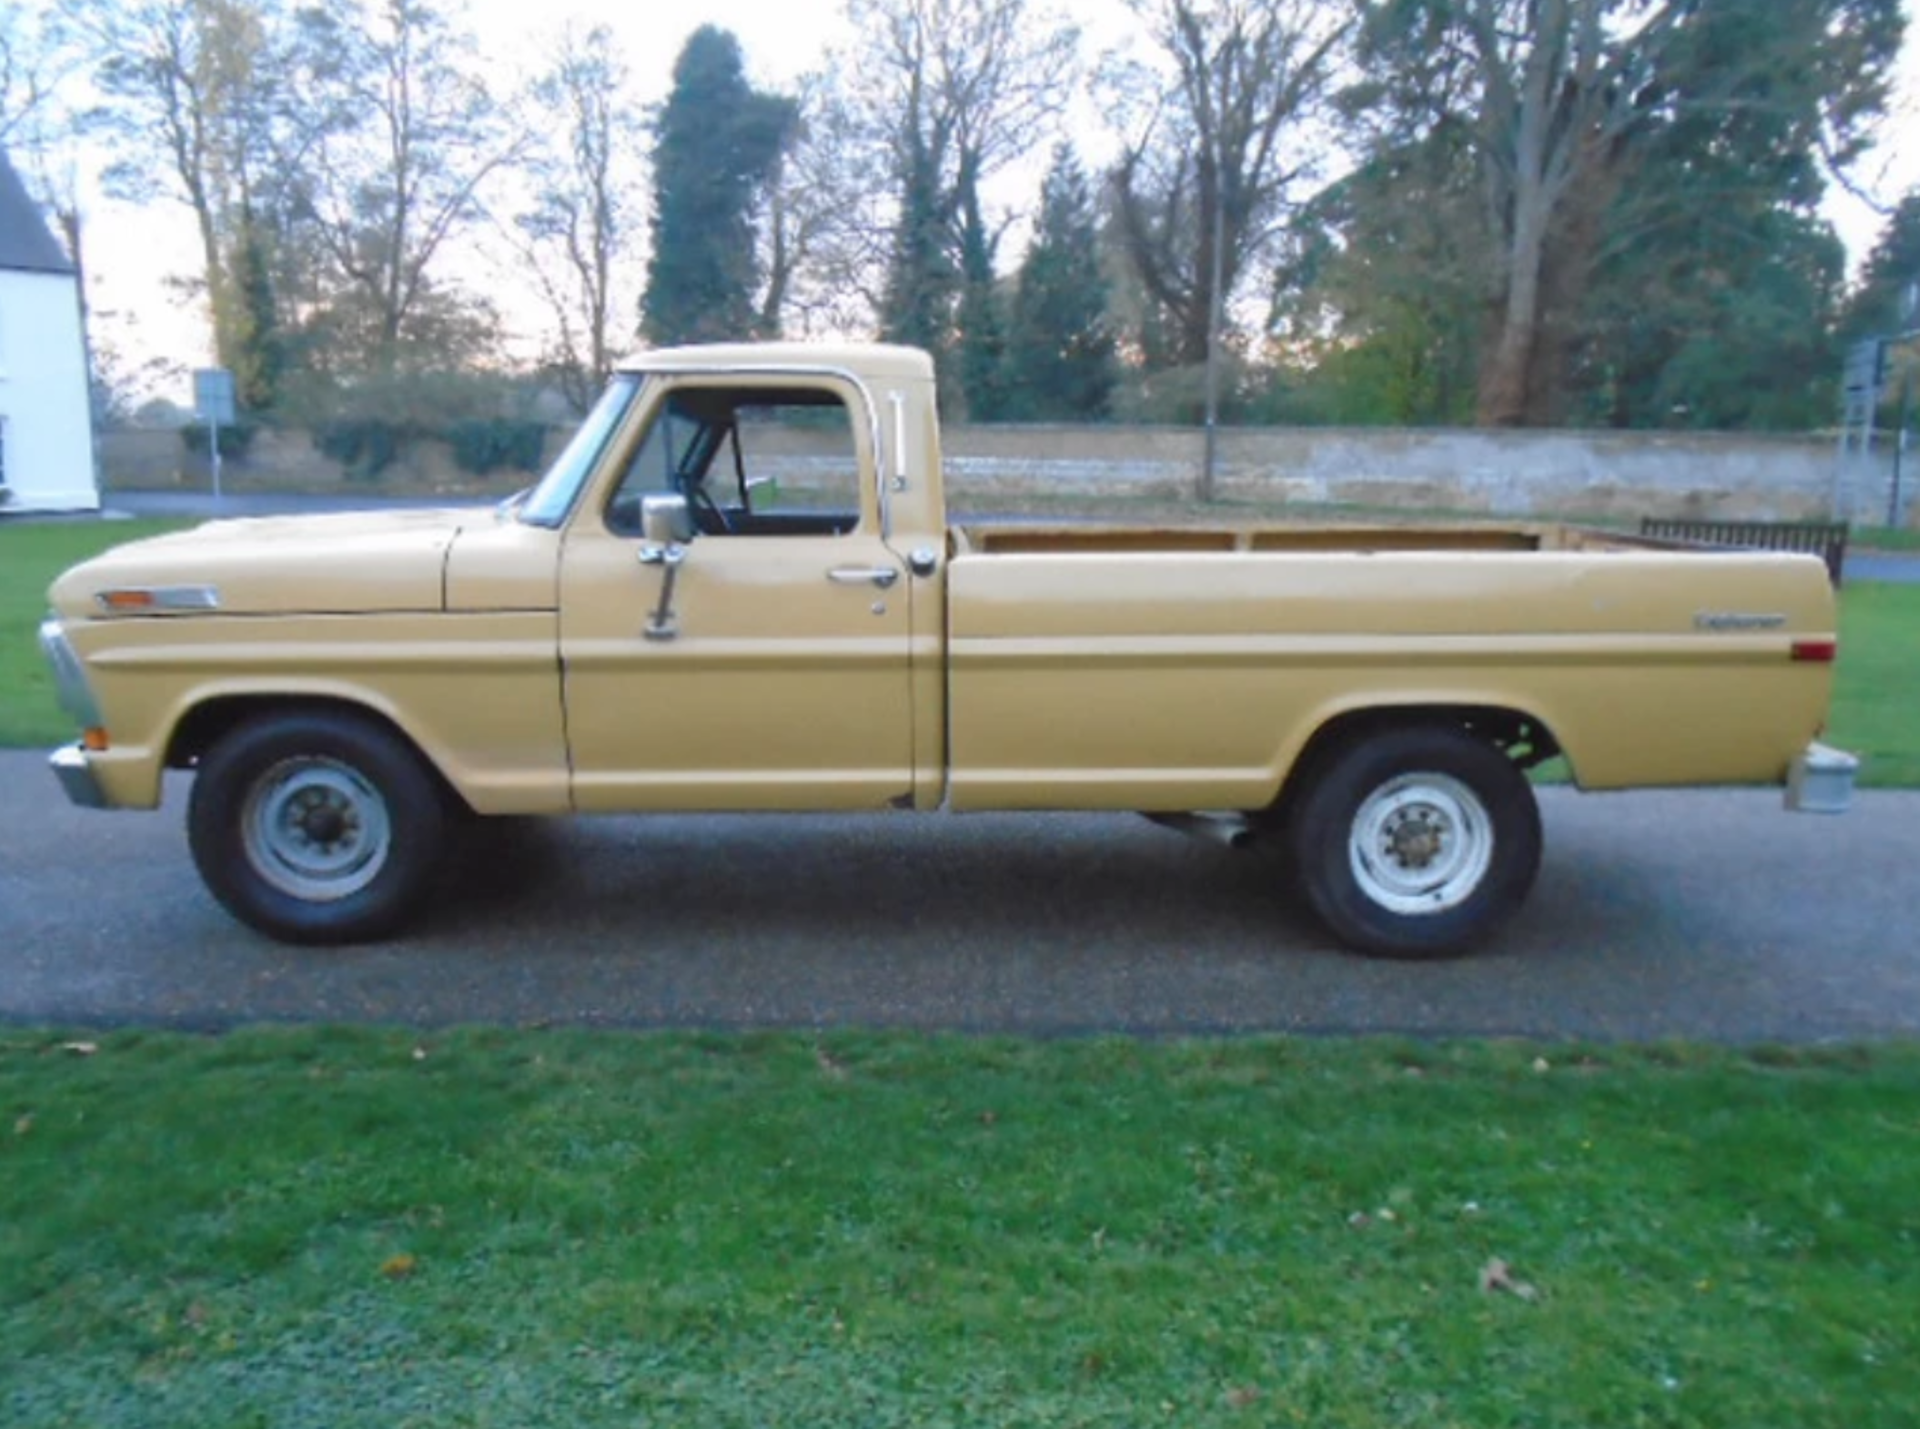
[1226,1386,1262,1408]
[60,1042,98,1057]
[379,1253,418,1280]
[13,1113,32,1136]
[1479,1258,1539,1301]
[814,1047,847,1080]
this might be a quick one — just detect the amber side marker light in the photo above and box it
[1791,639,1838,663]
[94,586,221,613]
[82,728,110,751]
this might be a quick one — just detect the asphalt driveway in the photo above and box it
[1,750,1915,1040]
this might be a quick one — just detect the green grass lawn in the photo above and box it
[1851,523,1920,553]
[1828,581,1920,786]
[1,1030,1916,1427]
[0,519,188,747]
[3,517,1917,785]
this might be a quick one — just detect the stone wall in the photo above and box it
[938,424,1905,524]
[100,422,1912,525]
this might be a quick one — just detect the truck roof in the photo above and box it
[616,341,936,383]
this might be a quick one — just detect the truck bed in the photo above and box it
[940,523,1837,812]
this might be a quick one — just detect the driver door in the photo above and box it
[557,375,915,812]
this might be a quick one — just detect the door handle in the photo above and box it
[827,566,900,589]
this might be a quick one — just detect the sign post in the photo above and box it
[193,368,237,505]
[1836,339,1884,521]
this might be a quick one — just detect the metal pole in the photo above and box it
[1200,176,1226,504]
[1833,399,1850,522]
[1892,367,1913,529]
[209,416,222,505]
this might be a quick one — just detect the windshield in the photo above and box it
[518,374,643,527]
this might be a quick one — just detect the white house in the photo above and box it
[0,149,97,514]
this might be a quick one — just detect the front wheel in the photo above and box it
[188,709,448,944]
[1286,725,1541,958]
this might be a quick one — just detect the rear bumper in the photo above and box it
[50,744,111,810]
[1785,742,1857,814]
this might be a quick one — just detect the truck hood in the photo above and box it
[47,507,483,620]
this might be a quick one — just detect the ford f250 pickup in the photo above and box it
[39,343,1856,957]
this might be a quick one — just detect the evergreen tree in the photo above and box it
[878,125,956,359]
[229,208,287,413]
[642,26,795,346]
[1844,193,1920,341]
[1005,146,1114,420]
[1350,0,1902,427]
[953,156,1009,419]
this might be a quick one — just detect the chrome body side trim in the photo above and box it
[37,618,102,727]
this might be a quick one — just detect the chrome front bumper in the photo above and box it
[50,745,109,809]
[1785,742,1858,815]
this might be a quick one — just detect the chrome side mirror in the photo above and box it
[637,493,694,641]
[641,492,694,546]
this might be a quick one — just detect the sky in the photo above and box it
[66,0,1920,404]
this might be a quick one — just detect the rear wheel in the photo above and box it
[188,709,447,944]
[1287,725,1541,958]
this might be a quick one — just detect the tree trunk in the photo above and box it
[1477,192,1550,426]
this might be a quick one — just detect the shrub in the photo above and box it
[313,418,405,482]
[179,421,259,461]
[445,418,548,476]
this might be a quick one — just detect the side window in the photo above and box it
[605,403,709,536]
[605,384,864,538]
[729,399,862,530]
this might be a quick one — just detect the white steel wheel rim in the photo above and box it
[1348,772,1495,916]
[241,757,392,902]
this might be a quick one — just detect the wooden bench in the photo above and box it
[1637,518,1848,587]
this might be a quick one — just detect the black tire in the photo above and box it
[1286,725,1541,959]
[187,709,448,945]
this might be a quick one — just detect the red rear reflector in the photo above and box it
[1791,639,1837,663]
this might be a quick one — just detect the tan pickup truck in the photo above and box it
[40,343,1855,957]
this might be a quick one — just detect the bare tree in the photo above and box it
[1,0,83,151]
[79,0,297,387]
[1111,0,1351,370]
[292,0,516,376]
[838,0,1078,359]
[758,73,889,338]
[510,23,644,411]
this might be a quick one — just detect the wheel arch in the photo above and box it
[1269,701,1567,820]
[164,692,472,814]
